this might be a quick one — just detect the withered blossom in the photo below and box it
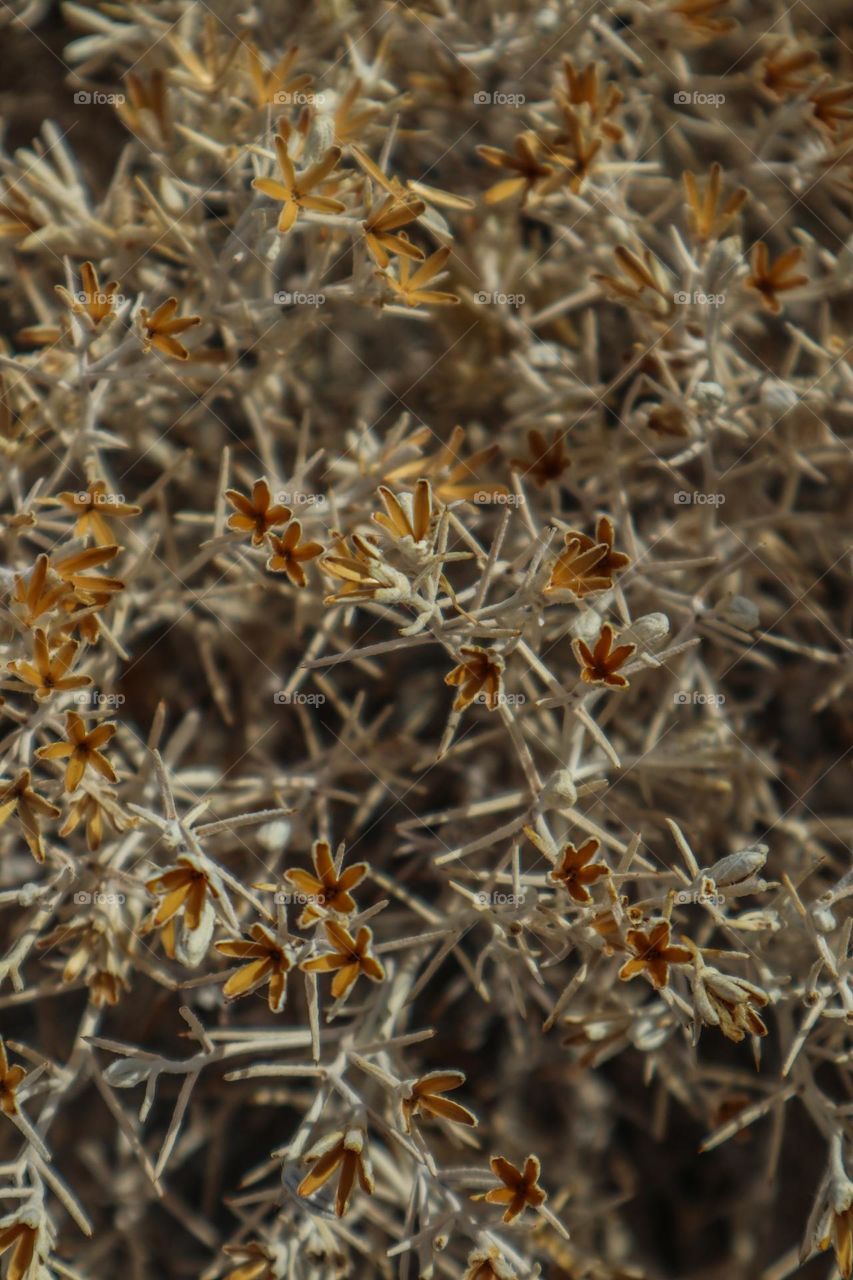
[51,481,141,546]
[472,1155,547,1223]
[372,479,434,544]
[58,787,135,853]
[301,920,385,999]
[244,42,312,108]
[0,1218,39,1280]
[55,261,121,328]
[401,1070,477,1132]
[139,298,201,360]
[526,828,609,904]
[37,917,129,1007]
[377,242,459,308]
[216,923,292,1012]
[545,536,610,598]
[477,133,555,206]
[683,163,748,242]
[36,712,117,792]
[690,961,769,1042]
[0,1039,26,1115]
[572,623,637,689]
[445,646,505,711]
[281,839,368,926]
[510,428,570,487]
[464,1247,517,1280]
[745,242,809,314]
[297,1127,375,1218]
[265,521,324,587]
[619,922,692,989]
[226,480,291,546]
[252,133,345,234]
[6,629,91,701]
[362,191,426,268]
[384,425,507,503]
[756,40,820,100]
[0,769,59,863]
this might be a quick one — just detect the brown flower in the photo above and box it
[572,623,636,689]
[362,191,426,269]
[12,554,71,627]
[401,1070,477,1132]
[477,133,554,206]
[265,521,323,586]
[7,629,92,702]
[53,481,141,546]
[0,1039,26,1115]
[282,839,368,926]
[55,261,121,328]
[226,479,291,546]
[252,132,345,234]
[58,789,136,853]
[592,245,673,318]
[545,536,610,598]
[472,1154,547,1223]
[510,429,570,487]
[120,69,172,144]
[667,0,736,43]
[692,965,769,1042]
[619,921,692,989]
[0,1218,39,1280]
[756,40,820,101]
[244,42,312,108]
[222,1242,277,1280]
[683,163,748,243]
[745,242,809,314]
[297,1126,374,1218]
[37,918,129,1007]
[216,923,292,1012]
[810,83,853,136]
[0,769,59,863]
[545,833,608,904]
[301,920,385,1000]
[383,425,508,504]
[52,545,124,596]
[146,855,222,933]
[36,712,117,792]
[445,646,505,711]
[377,242,459,308]
[372,479,433,543]
[139,297,201,360]
[561,58,623,142]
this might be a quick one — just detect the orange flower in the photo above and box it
[0,1038,26,1116]
[297,1126,374,1218]
[265,521,323,587]
[745,242,809,314]
[372,479,433,543]
[36,712,117,792]
[473,1154,547,1223]
[283,839,368,926]
[756,40,819,101]
[0,769,59,863]
[301,920,385,1000]
[377,242,459,308]
[445,646,505,711]
[12,554,71,626]
[252,131,345,234]
[401,1071,477,1133]
[0,1218,39,1280]
[592,245,673,317]
[510,429,570,488]
[477,133,554,206]
[216,923,292,1012]
[525,828,608,904]
[362,191,426,268]
[668,0,736,43]
[55,261,122,327]
[545,536,610,598]
[6,629,92,702]
[619,921,692,989]
[52,545,124,596]
[572,623,636,689]
[225,479,291,546]
[810,83,853,135]
[683,163,747,242]
[58,788,136,853]
[139,297,201,360]
[146,855,222,932]
[53,481,141,546]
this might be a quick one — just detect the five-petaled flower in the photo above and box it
[146,855,221,934]
[282,839,367,926]
[216,923,292,1012]
[55,260,121,328]
[619,920,692,989]
[297,1126,375,1218]
[265,521,324,587]
[0,1038,26,1115]
[477,133,554,206]
[546,536,611,598]
[445,646,505,711]
[572,623,636,689]
[472,1154,547,1223]
[0,769,59,863]
[745,242,809,314]
[683,163,747,242]
[301,920,385,999]
[36,712,117,792]
[252,131,345,233]
[6,629,92,702]
[362,191,426,268]
[526,828,608,904]
[377,241,459,308]
[226,479,291,546]
[401,1070,477,1133]
[53,481,141,546]
[139,297,201,360]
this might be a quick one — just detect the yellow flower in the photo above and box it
[472,1154,547,1223]
[376,241,459,308]
[0,769,59,863]
[401,1070,477,1132]
[252,130,345,234]
[52,481,141,546]
[6,628,91,702]
[36,712,117,793]
[226,479,291,547]
[445,646,505,712]
[301,920,385,1000]
[216,923,292,1012]
[282,839,367,926]
[265,521,324,587]
[297,1127,374,1218]
[139,297,201,360]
